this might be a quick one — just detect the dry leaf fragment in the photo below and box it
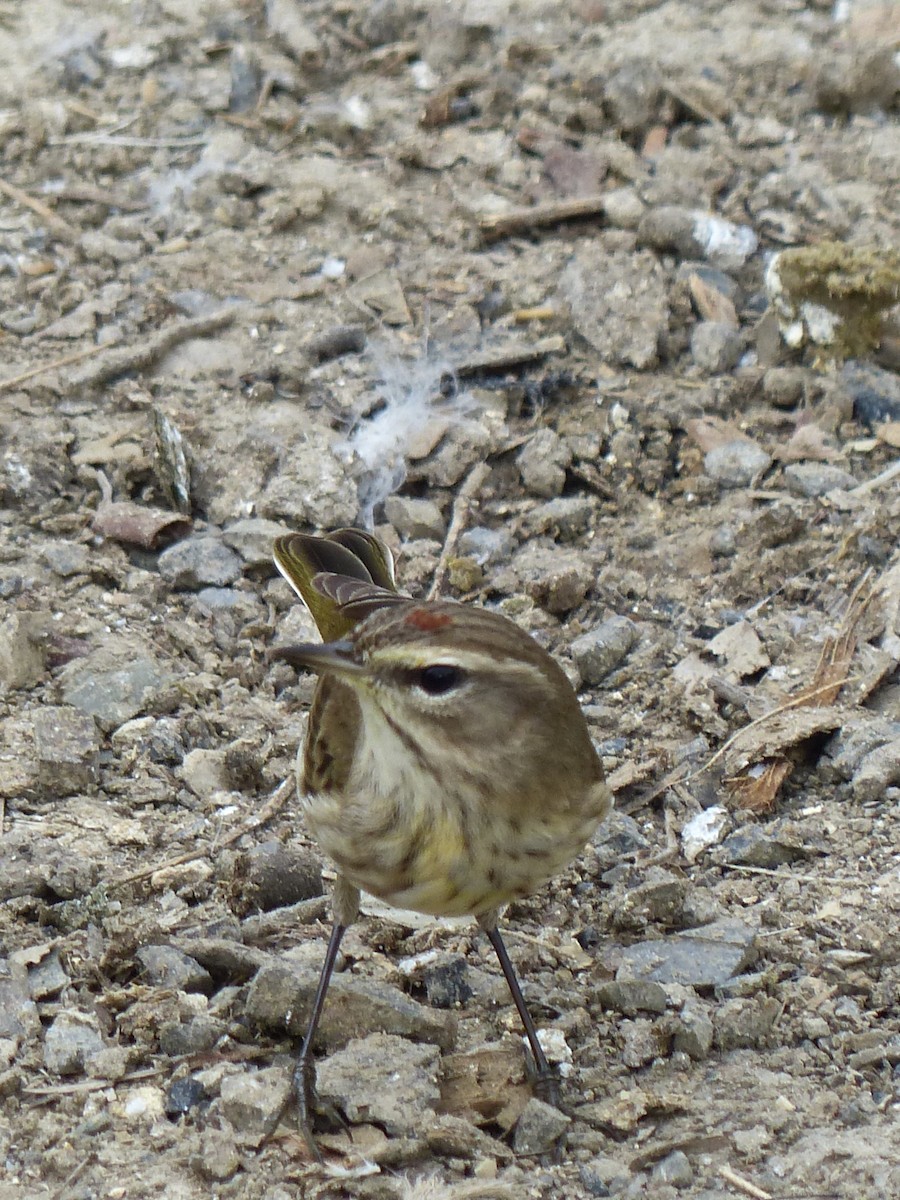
[688,273,738,326]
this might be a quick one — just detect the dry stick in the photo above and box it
[115,777,293,888]
[718,1164,772,1200]
[478,193,607,241]
[850,457,900,494]
[0,175,79,241]
[0,344,107,393]
[68,307,245,390]
[427,462,490,601]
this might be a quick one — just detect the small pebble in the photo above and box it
[704,440,772,487]
[783,462,858,497]
[690,320,743,373]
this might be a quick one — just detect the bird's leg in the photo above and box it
[484,925,560,1107]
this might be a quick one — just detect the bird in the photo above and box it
[269,527,612,1148]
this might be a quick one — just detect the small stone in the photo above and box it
[40,540,90,577]
[570,616,639,686]
[180,748,230,800]
[672,995,714,1060]
[0,972,40,1038]
[609,868,688,931]
[59,646,174,732]
[714,996,781,1051]
[690,320,743,373]
[523,496,595,541]
[621,1018,667,1068]
[512,1097,571,1155]
[44,1011,105,1075]
[580,1154,631,1195]
[653,1150,693,1188]
[235,841,323,912]
[709,526,737,558]
[762,366,806,408]
[195,1125,241,1180]
[165,1075,207,1116]
[719,823,814,869]
[801,1015,830,1041]
[596,980,667,1016]
[419,956,473,1009]
[317,1033,441,1135]
[222,518,291,566]
[384,495,446,541]
[220,1066,292,1146]
[136,945,213,993]
[513,543,594,615]
[246,961,457,1050]
[424,1112,506,1160]
[602,187,645,229]
[0,611,51,689]
[159,1016,221,1057]
[616,919,757,989]
[24,948,70,1000]
[704,440,772,487]
[158,536,243,589]
[783,462,858,498]
[31,706,100,797]
[517,428,571,498]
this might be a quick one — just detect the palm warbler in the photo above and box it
[270,528,611,1144]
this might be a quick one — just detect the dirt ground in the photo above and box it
[1,1,899,1198]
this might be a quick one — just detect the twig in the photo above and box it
[427,462,490,600]
[718,1163,772,1199]
[68,306,247,390]
[51,1155,93,1200]
[0,175,79,240]
[0,344,107,393]
[114,777,293,888]
[478,193,607,241]
[850,457,900,494]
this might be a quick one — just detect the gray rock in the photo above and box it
[31,706,99,797]
[0,971,40,1038]
[517,428,571,498]
[621,1018,667,1068]
[418,955,473,1010]
[408,420,493,489]
[616,919,757,989]
[523,496,595,541]
[384,495,446,541]
[60,648,174,733]
[705,440,772,487]
[236,841,323,912]
[596,980,667,1016]
[136,945,214,993]
[195,587,262,618]
[512,1096,571,1155]
[180,748,230,800]
[709,526,737,558]
[784,462,858,497]
[0,611,51,690]
[246,961,457,1050]
[690,320,743,373]
[719,823,815,868]
[559,247,670,370]
[40,540,89,576]
[714,996,781,1051]
[571,616,639,686]
[317,1033,440,1135]
[763,366,807,408]
[220,1066,291,1147]
[512,542,594,615]
[602,187,645,230]
[44,1011,105,1075]
[222,518,291,566]
[195,1126,241,1181]
[24,948,70,1000]
[424,1112,509,1160]
[580,1154,631,1195]
[609,868,688,931]
[158,536,243,589]
[159,1015,222,1056]
[653,1150,693,1188]
[851,735,900,802]
[672,995,714,1060]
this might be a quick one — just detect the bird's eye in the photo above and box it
[416,665,464,695]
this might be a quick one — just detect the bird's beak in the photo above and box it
[268,639,365,677]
